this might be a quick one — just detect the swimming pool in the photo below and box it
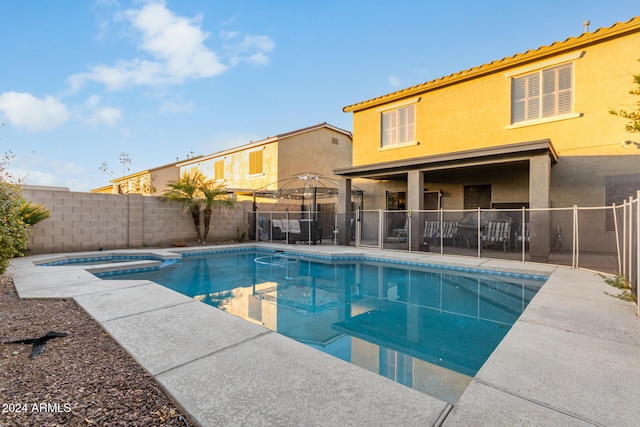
[101,249,546,403]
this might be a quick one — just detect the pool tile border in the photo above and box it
[71,244,550,282]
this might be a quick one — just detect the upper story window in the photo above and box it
[512,63,572,124]
[214,159,224,181]
[381,104,415,147]
[249,150,263,175]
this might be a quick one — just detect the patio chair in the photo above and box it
[289,219,322,244]
[257,217,270,241]
[270,219,301,240]
[441,221,460,246]
[270,219,285,240]
[481,219,511,253]
[423,220,440,246]
[385,216,408,249]
[391,217,408,242]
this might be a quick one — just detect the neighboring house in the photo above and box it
[177,122,353,205]
[91,122,352,243]
[336,17,640,260]
[91,161,181,196]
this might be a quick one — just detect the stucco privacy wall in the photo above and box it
[22,187,250,254]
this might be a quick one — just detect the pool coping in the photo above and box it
[8,243,640,426]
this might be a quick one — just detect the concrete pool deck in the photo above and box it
[8,243,640,426]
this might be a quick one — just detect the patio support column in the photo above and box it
[407,170,424,251]
[338,178,352,245]
[529,154,551,262]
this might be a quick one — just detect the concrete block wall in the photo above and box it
[22,187,250,254]
[202,201,251,243]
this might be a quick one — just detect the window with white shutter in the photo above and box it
[511,63,572,124]
[381,104,415,147]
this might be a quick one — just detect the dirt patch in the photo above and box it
[0,274,193,426]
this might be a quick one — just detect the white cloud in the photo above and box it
[223,32,275,66]
[6,159,58,187]
[69,1,274,91]
[131,2,226,79]
[69,60,166,91]
[388,75,401,88]
[247,51,269,66]
[0,92,121,131]
[0,92,70,132]
[82,95,122,127]
[69,1,230,91]
[10,157,93,190]
[88,106,122,127]
[159,100,195,114]
[21,169,59,187]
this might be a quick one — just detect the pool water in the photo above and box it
[103,250,546,403]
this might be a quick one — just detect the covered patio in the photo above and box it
[334,140,558,262]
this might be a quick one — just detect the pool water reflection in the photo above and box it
[103,251,546,403]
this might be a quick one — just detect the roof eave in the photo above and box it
[343,16,640,113]
[177,123,352,167]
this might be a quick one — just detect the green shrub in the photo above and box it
[0,182,29,273]
[600,272,635,302]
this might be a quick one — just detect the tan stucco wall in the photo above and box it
[150,166,179,195]
[180,127,352,197]
[277,128,352,182]
[351,33,640,166]
[182,143,278,191]
[348,27,640,213]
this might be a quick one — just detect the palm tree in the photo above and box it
[163,171,206,243]
[19,201,51,226]
[163,171,235,245]
[201,181,235,244]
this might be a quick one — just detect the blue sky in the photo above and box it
[0,1,638,191]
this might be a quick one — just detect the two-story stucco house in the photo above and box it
[93,122,352,201]
[336,17,640,261]
[178,122,353,203]
[178,122,353,242]
[92,161,180,196]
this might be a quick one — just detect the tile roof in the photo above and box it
[274,122,351,139]
[343,16,640,113]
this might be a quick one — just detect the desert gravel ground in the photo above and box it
[0,274,193,426]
